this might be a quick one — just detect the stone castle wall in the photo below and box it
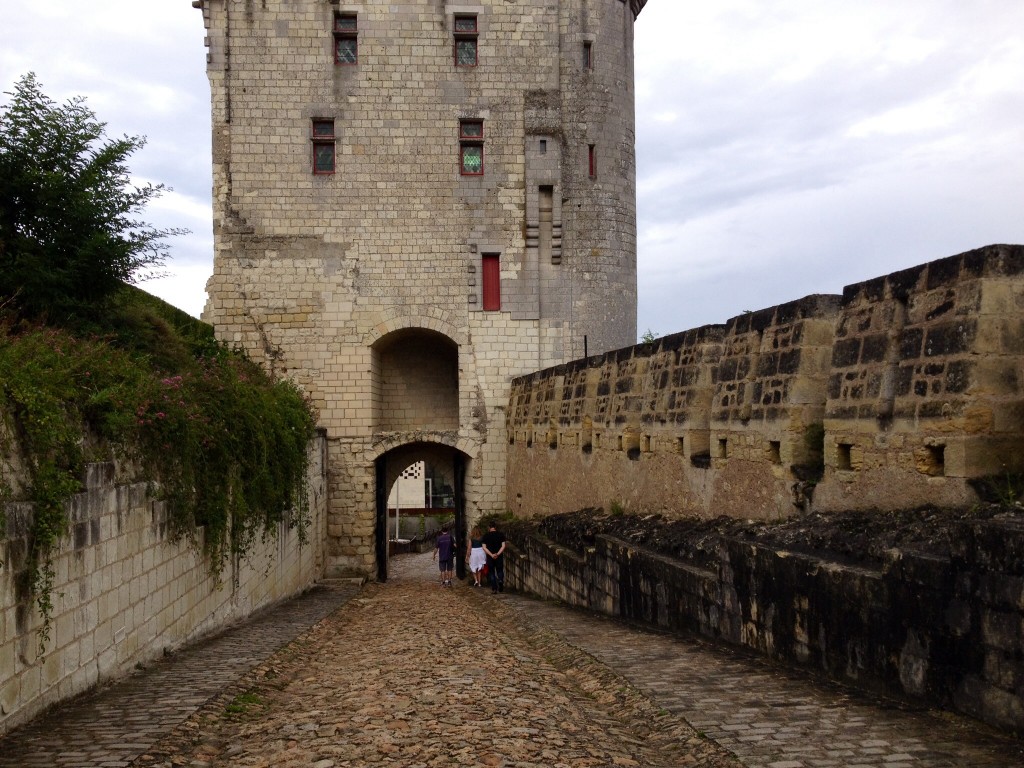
[508,244,1024,520]
[504,517,1024,735]
[0,436,328,736]
[195,0,641,576]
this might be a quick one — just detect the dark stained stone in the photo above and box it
[831,338,861,367]
[899,328,924,360]
[861,334,888,363]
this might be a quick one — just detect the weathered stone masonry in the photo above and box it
[0,436,328,736]
[504,515,1024,736]
[195,0,643,578]
[504,243,1024,737]
[508,244,1024,521]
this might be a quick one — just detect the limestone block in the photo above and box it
[0,675,19,717]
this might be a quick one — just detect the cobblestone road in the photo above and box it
[501,598,1024,768]
[0,550,1021,767]
[0,583,361,768]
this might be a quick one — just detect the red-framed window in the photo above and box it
[583,41,593,70]
[454,14,478,66]
[482,253,501,311]
[312,119,336,174]
[588,144,596,178]
[460,119,484,175]
[334,13,357,65]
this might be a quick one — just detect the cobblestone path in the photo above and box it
[1,550,1021,767]
[501,597,1024,768]
[0,583,361,768]
[128,552,738,768]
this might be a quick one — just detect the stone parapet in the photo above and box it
[816,244,1024,510]
[507,244,1024,520]
[505,516,1024,736]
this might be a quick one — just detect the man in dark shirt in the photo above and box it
[434,527,456,587]
[481,523,507,593]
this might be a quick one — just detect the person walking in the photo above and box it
[481,522,507,593]
[433,526,456,587]
[467,527,486,587]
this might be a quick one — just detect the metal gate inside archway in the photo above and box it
[374,443,467,582]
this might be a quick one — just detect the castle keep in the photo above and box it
[193,0,645,578]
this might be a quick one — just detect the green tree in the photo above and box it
[0,73,185,323]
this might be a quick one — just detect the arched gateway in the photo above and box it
[374,440,471,582]
[193,0,646,580]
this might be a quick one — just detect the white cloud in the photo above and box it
[635,0,1024,337]
[3,1,1023,340]
[139,265,211,320]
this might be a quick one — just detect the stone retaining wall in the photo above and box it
[505,519,1024,735]
[0,434,328,736]
[507,244,1024,521]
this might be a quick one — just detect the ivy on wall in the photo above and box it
[0,74,318,648]
[0,298,317,648]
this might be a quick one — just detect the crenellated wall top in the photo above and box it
[841,244,1024,305]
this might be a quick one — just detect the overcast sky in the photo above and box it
[3,1,1023,339]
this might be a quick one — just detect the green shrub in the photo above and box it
[0,317,317,643]
[0,75,316,646]
[0,74,185,325]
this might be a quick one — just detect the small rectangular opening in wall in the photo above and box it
[624,431,641,460]
[769,440,781,465]
[837,443,853,471]
[689,429,711,462]
[642,435,651,452]
[676,437,686,455]
[539,138,547,154]
[923,444,945,476]
[595,432,601,449]
[717,438,728,459]
[312,118,336,174]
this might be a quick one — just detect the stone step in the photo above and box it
[318,575,367,587]
[322,560,369,585]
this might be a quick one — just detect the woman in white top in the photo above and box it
[467,527,487,587]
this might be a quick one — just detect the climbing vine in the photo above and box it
[0,303,317,645]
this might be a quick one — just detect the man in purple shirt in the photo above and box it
[433,527,456,587]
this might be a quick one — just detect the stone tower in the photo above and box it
[193,0,646,579]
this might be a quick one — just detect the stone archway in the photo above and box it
[373,440,471,582]
[371,328,459,433]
